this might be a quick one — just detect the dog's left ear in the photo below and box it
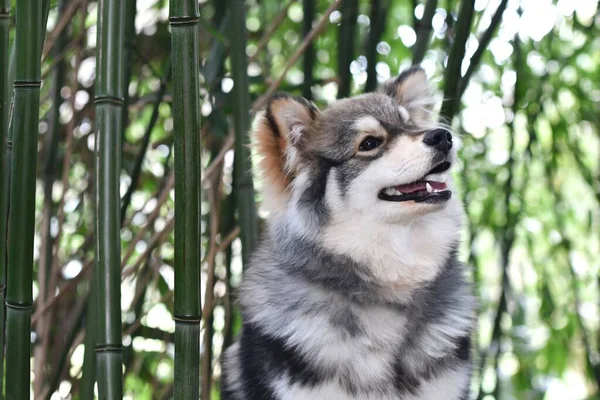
[252,93,320,212]
[382,66,435,123]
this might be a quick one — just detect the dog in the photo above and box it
[220,66,476,400]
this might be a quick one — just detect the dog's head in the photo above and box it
[254,66,459,226]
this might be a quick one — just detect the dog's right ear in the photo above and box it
[252,93,320,212]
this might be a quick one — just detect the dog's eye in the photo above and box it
[359,136,383,152]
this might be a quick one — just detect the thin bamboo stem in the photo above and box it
[0,0,10,396]
[5,0,46,397]
[337,0,359,98]
[365,0,390,92]
[440,0,475,122]
[42,0,81,60]
[120,61,171,223]
[230,0,259,268]
[457,0,508,97]
[94,0,126,397]
[412,0,438,64]
[170,0,201,398]
[248,0,294,64]
[302,0,316,99]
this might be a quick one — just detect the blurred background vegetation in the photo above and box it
[0,0,598,398]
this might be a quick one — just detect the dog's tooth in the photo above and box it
[394,189,403,196]
[385,187,396,196]
[426,183,433,193]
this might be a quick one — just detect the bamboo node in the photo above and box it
[173,315,202,324]
[94,95,124,106]
[13,80,42,88]
[95,344,124,353]
[169,16,199,26]
[5,301,33,310]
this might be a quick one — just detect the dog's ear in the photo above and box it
[252,93,320,212]
[382,66,436,123]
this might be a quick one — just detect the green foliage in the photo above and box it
[0,0,597,398]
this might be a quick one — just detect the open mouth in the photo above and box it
[378,161,452,203]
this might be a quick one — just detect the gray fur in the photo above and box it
[221,68,476,400]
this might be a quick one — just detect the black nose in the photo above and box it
[423,129,452,154]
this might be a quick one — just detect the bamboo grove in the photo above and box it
[0,0,599,398]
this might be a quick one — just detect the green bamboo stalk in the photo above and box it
[457,0,508,97]
[440,0,475,122]
[365,0,390,92]
[337,0,359,98]
[5,0,45,397]
[230,0,259,268]
[302,0,316,100]
[94,0,125,398]
[0,0,10,396]
[169,0,201,398]
[412,0,438,64]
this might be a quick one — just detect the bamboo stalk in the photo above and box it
[457,0,509,97]
[5,0,45,397]
[365,0,390,92]
[94,0,126,397]
[302,0,316,99]
[337,0,358,98]
[440,0,475,122]
[230,0,259,269]
[170,0,201,398]
[0,0,10,396]
[412,0,438,64]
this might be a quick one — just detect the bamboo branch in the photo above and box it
[42,0,82,60]
[253,0,341,111]
[120,61,171,222]
[248,0,295,63]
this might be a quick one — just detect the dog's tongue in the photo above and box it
[395,181,447,194]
